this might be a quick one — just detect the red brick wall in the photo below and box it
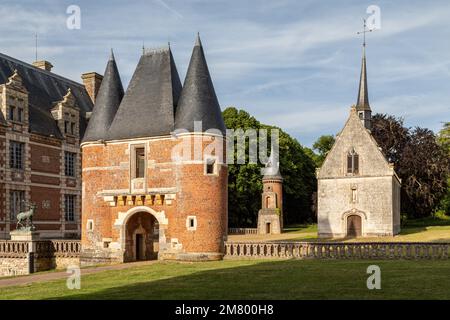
[30,186,61,221]
[81,134,228,258]
[30,143,61,174]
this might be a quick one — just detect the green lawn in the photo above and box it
[1,259,450,300]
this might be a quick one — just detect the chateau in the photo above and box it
[80,36,228,264]
[0,53,100,239]
[316,46,401,238]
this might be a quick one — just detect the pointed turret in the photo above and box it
[83,50,124,142]
[355,46,372,130]
[174,34,226,134]
[107,46,182,140]
[356,47,370,110]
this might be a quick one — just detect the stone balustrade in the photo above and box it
[35,240,81,258]
[224,241,450,260]
[228,228,258,235]
[0,239,81,277]
[0,241,29,257]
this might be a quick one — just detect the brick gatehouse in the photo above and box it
[81,35,228,264]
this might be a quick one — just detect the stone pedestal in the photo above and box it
[10,230,40,241]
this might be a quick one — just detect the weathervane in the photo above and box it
[357,18,372,47]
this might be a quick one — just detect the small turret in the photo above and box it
[174,34,226,135]
[83,50,124,142]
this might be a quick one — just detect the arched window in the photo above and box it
[347,148,359,174]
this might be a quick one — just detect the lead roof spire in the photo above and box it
[83,49,124,142]
[356,19,372,111]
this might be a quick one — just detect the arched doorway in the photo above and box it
[124,211,159,262]
[346,215,362,237]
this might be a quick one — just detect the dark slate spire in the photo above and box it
[107,47,182,140]
[83,50,124,142]
[174,34,226,134]
[356,46,370,111]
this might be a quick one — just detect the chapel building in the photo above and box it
[316,46,401,238]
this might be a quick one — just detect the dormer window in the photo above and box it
[347,148,359,175]
[8,106,15,120]
[17,108,24,122]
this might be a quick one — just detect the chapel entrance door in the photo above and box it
[347,215,362,237]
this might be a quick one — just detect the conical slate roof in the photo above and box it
[83,50,124,142]
[174,35,226,134]
[107,47,182,140]
[356,46,370,111]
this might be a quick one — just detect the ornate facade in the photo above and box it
[0,54,96,239]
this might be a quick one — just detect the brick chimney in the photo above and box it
[32,60,53,72]
[81,72,103,104]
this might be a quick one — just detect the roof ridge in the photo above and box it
[143,46,170,56]
[0,52,85,88]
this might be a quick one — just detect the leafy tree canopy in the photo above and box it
[223,107,317,227]
[312,135,335,167]
[372,114,450,218]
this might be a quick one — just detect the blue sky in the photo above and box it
[0,0,449,147]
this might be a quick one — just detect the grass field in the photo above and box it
[228,216,450,242]
[1,259,450,300]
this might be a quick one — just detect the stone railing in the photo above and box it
[35,240,81,258]
[0,240,29,257]
[228,228,258,235]
[224,242,450,260]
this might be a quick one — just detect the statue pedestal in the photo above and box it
[10,230,40,241]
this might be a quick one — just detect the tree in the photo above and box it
[437,122,450,214]
[371,115,450,218]
[312,135,335,167]
[223,107,317,227]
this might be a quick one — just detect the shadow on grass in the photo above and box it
[44,259,450,300]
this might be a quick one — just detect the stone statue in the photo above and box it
[16,202,36,231]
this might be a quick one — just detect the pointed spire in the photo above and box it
[195,32,202,47]
[174,34,226,134]
[356,46,370,111]
[83,51,124,142]
[109,48,115,61]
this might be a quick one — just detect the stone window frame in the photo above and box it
[64,194,76,222]
[186,216,197,231]
[130,143,147,180]
[64,151,76,177]
[10,190,25,220]
[9,140,25,170]
[87,219,94,231]
[204,156,218,176]
[346,148,359,176]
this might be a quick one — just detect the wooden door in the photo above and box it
[135,234,143,260]
[347,215,361,237]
